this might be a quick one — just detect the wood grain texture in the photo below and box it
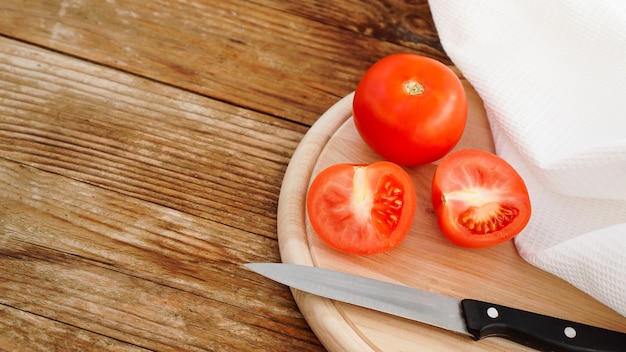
[0,37,304,239]
[0,0,443,126]
[0,36,323,351]
[0,305,151,351]
[0,157,321,351]
[255,0,447,60]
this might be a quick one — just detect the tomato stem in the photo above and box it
[404,80,424,95]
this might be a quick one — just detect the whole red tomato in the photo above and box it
[353,54,467,166]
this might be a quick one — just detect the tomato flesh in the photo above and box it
[307,161,416,255]
[431,149,531,248]
[353,54,467,166]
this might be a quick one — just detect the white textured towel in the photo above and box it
[429,0,626,316]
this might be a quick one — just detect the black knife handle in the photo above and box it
[461,299,626,352]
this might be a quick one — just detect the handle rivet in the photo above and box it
[486,307,499,319]
[564,326,577,339]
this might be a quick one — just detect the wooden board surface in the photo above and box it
[0,0,442,127]
[0,37,321,352]
[277,82,626,351]
[0,1,446,350]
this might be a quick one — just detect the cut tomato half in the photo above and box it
[306,161,416,255]
[431,149,531,248]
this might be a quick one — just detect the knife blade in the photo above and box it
[245,263,626,352]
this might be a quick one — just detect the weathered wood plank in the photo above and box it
[0,158,323,351]
[0,304,151,352]
[0,37,305,239]
[0,0,436,125]
[0,242,322,351]
[0,1,450,350]
[252,0,447,60]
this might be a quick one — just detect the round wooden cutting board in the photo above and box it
[276,81,626,351]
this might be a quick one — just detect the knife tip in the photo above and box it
[243,262,269,272]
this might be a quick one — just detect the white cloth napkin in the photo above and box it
[429,0,626,317]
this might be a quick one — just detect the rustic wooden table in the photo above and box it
[0,1,449,351]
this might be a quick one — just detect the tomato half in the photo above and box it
[353,54,467,166]
[431,149,531,248]
[306,161,416,255]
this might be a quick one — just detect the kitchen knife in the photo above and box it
[245,263,626,352]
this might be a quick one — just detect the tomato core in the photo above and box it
[404,80,424,95]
